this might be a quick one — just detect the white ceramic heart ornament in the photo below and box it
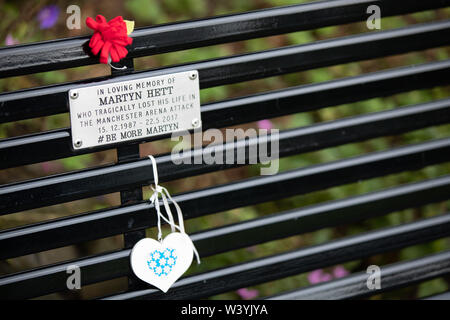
[131,232,194,293]
[130,155,200,293]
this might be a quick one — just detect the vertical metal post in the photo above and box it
[110,58,146,291]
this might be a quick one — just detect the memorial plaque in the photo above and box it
[68,70,201,150]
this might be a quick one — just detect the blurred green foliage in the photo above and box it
[0,0,449,300]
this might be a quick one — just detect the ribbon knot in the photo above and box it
[86,15,133,64]
[148,155,200,264]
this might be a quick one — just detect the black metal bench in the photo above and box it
[0,0,450,300]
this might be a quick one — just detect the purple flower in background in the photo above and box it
[5,33,19,46]
[308,266,350,285]
[41,162,51,173]
[257,119,273,130]
[307,270,323,284]
[40,161,63,174]
[236,288,259,300]
[320,272,333,282]
[332,265,349,278]
[37,5,60,29]
[308,269,332,284]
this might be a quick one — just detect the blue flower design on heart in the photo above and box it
[147,248,177,277]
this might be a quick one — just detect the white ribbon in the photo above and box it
[108,55,127,70]
[148,155,200,264]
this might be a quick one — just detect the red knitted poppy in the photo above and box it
[86,15,133,64]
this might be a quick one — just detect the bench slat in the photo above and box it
[0,0,447,78]
[1,20,450,123]
[1,60,450,169]
[2,205,449,300]
[268,250,450,300]
[1,105,450,214]
[102,213,450,300]
[1,137,449,258]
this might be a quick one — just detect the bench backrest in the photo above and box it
[0,0,450,299]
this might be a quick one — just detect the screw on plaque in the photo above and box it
[74,139,82,148]
[191,118,200,128]
[70,91,79,99]
[189,72,197,80]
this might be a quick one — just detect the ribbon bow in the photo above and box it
[86,15,133,64]
[148,155,200,264]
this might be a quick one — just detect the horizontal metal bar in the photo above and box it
[2,167,450,260]
[103,213,450,300]
[2,60,450,169]
[0,249,130,300]
[1,131,450,260]
[268,250,450,300]
[2,99,450,215]
[1,187,449,299]
[190,176,450,258]
[1,0,447,78]
[2,20,450,123]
